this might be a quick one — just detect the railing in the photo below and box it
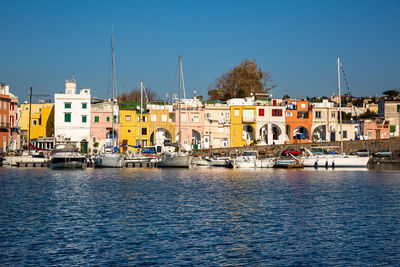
[0,122,11,128]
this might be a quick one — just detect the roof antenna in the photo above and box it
[72,72,75,81]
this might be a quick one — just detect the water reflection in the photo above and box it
[0,167,400,265]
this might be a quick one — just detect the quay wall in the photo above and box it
[203,138,400,157]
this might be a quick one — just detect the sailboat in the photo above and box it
[93,31,125,168]
[157,56,192,168]
[301,57,370,168]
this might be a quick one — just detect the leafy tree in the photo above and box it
[208,58,276,101]
[382,89,399,99]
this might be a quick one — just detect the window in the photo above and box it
[191,114,199,122]
[137,116,140,122]
[243,109,254,121]
[114,115,117,123]
[106,116,110,122]
[272,100,277,106]
[331,112,336,118]
[82,116,87,123]
[259,109,265,116]
[181,114,187,122]
[213,138,220,146]
[234,109,240,117]
[32,120,37,126]
[183,140,188,145]
[162,114,167,122]
[301,103,306,109]
[225,112,230,119]
[397,105,400,112]
[93,137,96,142]
[206,113,211,119]
[340,130,348,138]
[94,116,99,123]
[368,130,373,138]
[272,109,282,117]
[82,103,87,109]
[128,129,131,133]
[125,115,131,121]
[65,103,71,109]
[4,102,7,109]
[142,128,147,135]
[315,111,321,119]
[286,112,292,117]
[143,116,147,122]
[64,113,71,122]
[151,114,157,122]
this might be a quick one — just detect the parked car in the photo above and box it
[281,149,301,156]
[373,150,392,157]
[355,149,370,157]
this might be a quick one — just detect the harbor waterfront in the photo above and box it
[1,167,399,265]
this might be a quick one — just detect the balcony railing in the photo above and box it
[0,122,11,128]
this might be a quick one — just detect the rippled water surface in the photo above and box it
[1,167,400,265]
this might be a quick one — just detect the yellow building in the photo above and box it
[229,102,257,147]
[119,109,150,151]
[148,104,176,147]
[20,103,54,139]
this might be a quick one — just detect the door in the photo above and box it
[123,140,128,152]
[330,132,335,142]
[376,130,380,139]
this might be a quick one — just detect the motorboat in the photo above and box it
[49,143,86,169]
[93,153,125,168]
[235,151,275,168]
[157,153,192,168]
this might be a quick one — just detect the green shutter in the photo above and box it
[390,125,396,133]
[397,105,400,112]
[95,116,99,122]
[64,113,71,122]
[65,103,71,109]
[82,103,87,109]
[106,116,110,122]
[82,116,87,123]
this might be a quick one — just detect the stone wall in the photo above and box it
[202,138,400,157]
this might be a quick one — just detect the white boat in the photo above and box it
[302,154,370,168]
[193,157,211,167]
[157,153,192,168]
[235,151,275,168]
[301,57,370,168]
[93,153,125,168]
[157,56,191,168]
[50,143,86,169]
[94,31,124,168]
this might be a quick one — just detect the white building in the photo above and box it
[54,78,91,153]
[255,98,286,145]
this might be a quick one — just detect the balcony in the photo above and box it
[0,122,11,129]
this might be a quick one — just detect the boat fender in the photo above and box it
[314,160,318,168]
[332,161,335,169]
[325,161,328,169]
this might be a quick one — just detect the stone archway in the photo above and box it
[312,125,327,142]
[192,129,201,149]
[150,128,173,146]
[243,124,255,145]
[293,126,309,140]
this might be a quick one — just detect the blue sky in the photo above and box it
[1,0,399,102]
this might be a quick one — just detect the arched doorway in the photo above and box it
[259,124,268,144]
[293,126,309,140]
[312,125,327,142]
[150,128,173,146]
[243,124,255,145]
[192,129,201,149]
[106,129,118,152]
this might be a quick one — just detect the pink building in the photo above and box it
[174,97,205,151]
[90,102,120,153]
[363,119,390,140]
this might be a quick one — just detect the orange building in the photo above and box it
[285,100,313,143]
[0,94,11,153]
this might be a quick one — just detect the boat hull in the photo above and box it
[302,155,370,168]
[94,154,125,168]
[50,157,86,169]
[157,155,191,168]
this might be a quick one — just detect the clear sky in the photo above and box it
[1,0,399,102]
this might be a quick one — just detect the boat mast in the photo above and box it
[28,86,32,154]
[111,31,115,152]
[140,80,143,149]
[178,56,182,153]
[337,57,343,155]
